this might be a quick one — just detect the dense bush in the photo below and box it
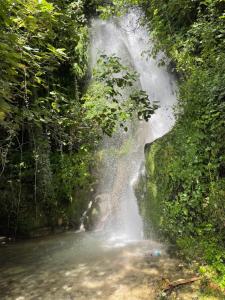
[0,0,99,235]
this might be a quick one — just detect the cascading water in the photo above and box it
[90,11,177,242]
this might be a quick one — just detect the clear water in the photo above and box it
[0,232,183,300]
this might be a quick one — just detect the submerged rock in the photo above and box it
[0,236,7,245]
[29,227,52,238]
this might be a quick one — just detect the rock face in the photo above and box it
[144,142,152,155]
[135,136,168,238]
[0,236,7,245]
[93,193,111,231]
[29,227,52,238]
[144,137,163,155]
[82,197,101,231]
[83,191,121,231]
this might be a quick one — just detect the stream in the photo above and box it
[0,12,195,300]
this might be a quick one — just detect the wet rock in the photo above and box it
[53,227,67,234]
[58,217,63,226]
[63,285,72,292]
[152,250,162,257]
[144,142,152,154]
[0,236,7,245]
[29,227,52,238]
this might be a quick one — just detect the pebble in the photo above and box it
[63,285,72,292]
[152,250,161,257]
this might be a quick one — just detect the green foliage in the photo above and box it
[97,0,142,19]
[0,0,100,236]
[84,54,158,136]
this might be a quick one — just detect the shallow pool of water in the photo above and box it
[0,232,197,300]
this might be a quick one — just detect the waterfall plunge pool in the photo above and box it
[0,232,193,299]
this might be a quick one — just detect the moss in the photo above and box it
[139,126,225,289]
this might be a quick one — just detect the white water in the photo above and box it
[90,12,177,242]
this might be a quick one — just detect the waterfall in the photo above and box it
[90,11,177,242]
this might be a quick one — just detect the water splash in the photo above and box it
[90,11,177,242]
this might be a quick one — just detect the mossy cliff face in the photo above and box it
[139,125,225,288]
[136,138,172,239]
